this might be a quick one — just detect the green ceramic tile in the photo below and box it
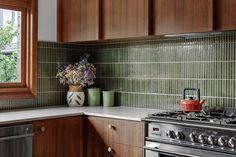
[91,31,236,109]
[2,32,236,111]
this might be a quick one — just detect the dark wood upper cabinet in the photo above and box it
[151,0,213,35]
[101,0,149,39]
[57,0,236,42]
[214,0,236,31]
[58,0,99,42]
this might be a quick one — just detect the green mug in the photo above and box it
[87,88,101,106]
[102,91,115,107]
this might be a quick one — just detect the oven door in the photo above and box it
[146,149,189,157]
[145,141,236,157]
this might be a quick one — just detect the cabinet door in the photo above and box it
[61,117,83,157]
[152,0,213,35]
[33,119,58,157]
[101,0,149,39]
[109,143,143,157]
[33,117,83,157]
[214,0,236,31]
[84,117,109,157]
[108,119,144,148]
[58,0,99,42]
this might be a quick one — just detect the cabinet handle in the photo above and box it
[40,126,46,132]
[107,147,113,153]
[108,124,115,130]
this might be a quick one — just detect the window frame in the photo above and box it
[0,0,37,99]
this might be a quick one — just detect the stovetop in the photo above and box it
[145,107,236,153]
[147,107,236,126]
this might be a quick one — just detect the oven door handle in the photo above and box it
[144,146,199,157]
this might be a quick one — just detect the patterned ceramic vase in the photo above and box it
[67,85,85,107]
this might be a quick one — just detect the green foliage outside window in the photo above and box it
[0,22,18,82]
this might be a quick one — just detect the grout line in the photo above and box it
[38,76,236,81]
[38,91,66,94]
[116,91,236,100]
[38,76,56,79]
[38,60,236,65]
[96,76,236,81]
[93,60,236,65]
[116,91,182,97]
[37,76,236,81]
[38,61,71,64]
[87,41,236,51]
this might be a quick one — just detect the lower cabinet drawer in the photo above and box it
[108,119,144,147]
[108,142,143,157]
[84,116,144,157]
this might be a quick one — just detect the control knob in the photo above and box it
[218,136,228,147]
[228,137,236,148]
[189,132,197,142]
[208,136,216,145]
[175,131,185,140]
[166,130,175,139]
[198,134,206,144]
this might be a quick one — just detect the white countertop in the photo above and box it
[0,106,163,125]
[83,107,161,121]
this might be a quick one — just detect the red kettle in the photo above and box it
[180,88,205,112]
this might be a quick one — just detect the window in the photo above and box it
[0,9,21,83]
[0,0,37,99]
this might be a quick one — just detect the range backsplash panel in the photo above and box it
[0,42,85,111]
[88,32,236,110]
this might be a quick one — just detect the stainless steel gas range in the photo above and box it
[143,108,236,157]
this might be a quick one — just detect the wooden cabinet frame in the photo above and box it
[0,0,38,99]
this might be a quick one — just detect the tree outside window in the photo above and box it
[0,9,20,83]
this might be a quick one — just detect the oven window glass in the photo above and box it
[146,150,189,157]
[159,152,189,157]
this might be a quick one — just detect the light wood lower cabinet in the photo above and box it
[84,116,144,157]
[33,117,83,157]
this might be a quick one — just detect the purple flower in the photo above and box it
[56,61,96,87]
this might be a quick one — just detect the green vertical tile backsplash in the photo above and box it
[89,32,236,110]
[1,32,236,111]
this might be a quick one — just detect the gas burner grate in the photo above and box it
[148,108,236,126]
[150,111,184,120]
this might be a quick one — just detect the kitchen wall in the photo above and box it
[0,42,85,111]
[38,0,57,41]
[0,32,235,111]
[89,32,236,110]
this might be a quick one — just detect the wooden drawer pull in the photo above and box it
[40,126,46,132]
[108,124,115,130]
[107,147,113,153]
